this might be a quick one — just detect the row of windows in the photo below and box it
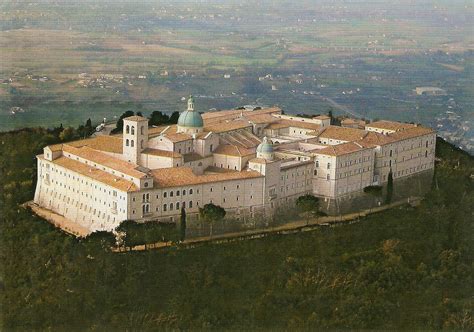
[45,190,123,216]
[163,188,195,198]
[50,200,117,228]
[134,188,203,202]
[280,168,312,181]
[125,139,145,149]
[163,201,194,211]
[125,125,145,135]
[279,180,311,192]
[44,172,124,200]
[315,157,369,170]
[214,162,239,170]
[383,139,434,156]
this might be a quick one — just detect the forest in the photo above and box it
[0,126,473,330]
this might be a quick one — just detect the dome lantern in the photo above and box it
[256,136,274,160]
[177,95,204,134]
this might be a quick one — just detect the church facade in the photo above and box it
[34,97,436,233]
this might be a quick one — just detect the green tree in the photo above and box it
[296,194,319,223]
[116,219,142,249]
[327,108,334,124]
[149,111,170,127]
[83,230,116,252]
[180,207,187,242]
[111,110,135,134]
[59,127,76,141]
[199,203,226,237]
[169,111,180,124]
[385,170,394,204]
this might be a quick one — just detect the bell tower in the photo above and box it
[122,115,148,164]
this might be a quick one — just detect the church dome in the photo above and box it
[256,136,274,153]
[177,96,203,128]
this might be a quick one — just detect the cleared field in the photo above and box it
[0,0,472,131]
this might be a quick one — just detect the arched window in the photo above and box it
[141,140,144,149]
[126,125,130,134]
[198,162,203,166]
[176,202,180,210]
[210,144,213,152]
[189,189,193,194]
[131,140,134,147]
[183,189,186,196]
[131,126,135,135]
[163,204,167,211]
[126,139,129,146]
[170,203,173,210]
[141,126,144,135]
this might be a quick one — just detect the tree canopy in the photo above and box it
[199,203,226,224]
[296,194,319,214]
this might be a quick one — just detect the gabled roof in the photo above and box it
[358,131,396,147]
[318,126,367,141]
[204,120,252,133]
[245,113,279,124]
[357,126,435,147]
[162,132,193,142]
[366,120,415,132]
[213,144,255,157]
[61,136,123,154]
[142,148,181,158]
[151,167,262,188]
[315,142,368,157]
[63,144,148,178]
[124,115,148,122]
[46,155,138,192]
[389,126,435,140]
[313,115,331,120]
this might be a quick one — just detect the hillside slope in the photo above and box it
[0,128,473,330]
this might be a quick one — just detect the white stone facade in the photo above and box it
[34,105,436,234]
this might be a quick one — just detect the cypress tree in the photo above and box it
[386,170,394,204]
[180,207,186,241]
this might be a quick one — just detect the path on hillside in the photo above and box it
[116,197,421,253]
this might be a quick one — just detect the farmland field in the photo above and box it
[1,0,473,152]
